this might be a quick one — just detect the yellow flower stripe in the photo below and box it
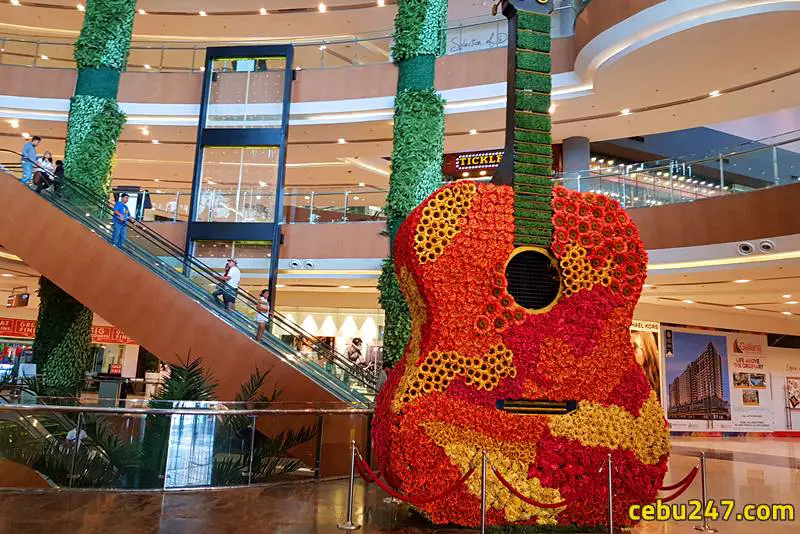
[560,243,614,297]
[414,182,476,264]
[548,391,670,465]
[392,267,427,412]
[422,421,562,524]
[400,343,516,405]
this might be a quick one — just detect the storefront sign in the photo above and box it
[0,318,136,345]
[456,151,504,170]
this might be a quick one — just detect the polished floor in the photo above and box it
[0,437,798,533]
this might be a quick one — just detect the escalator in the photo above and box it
[0,151,376,408]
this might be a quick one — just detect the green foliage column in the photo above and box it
[378,0,447,365]
[34,0,136,393]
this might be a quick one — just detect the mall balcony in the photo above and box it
[1,0,800,532]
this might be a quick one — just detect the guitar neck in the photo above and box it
[493,3,555,249]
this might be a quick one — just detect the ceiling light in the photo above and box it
[8,119,19,128]
[21,132,30,138]
[734,305,746,310]
[377,0,385,5]
[733,279,750,284]
[357,182,365,187]
[276,284,285,288]
[76,3,84,11]
[608,160,615,165]
[10,0,20,5]
[788,301,799,305]
[643,284,654,289]
[144,64,151,69]
[141,127,150,135]
[591,157,597,162]
[783,294,792,299]
[682,299,695,304]
[200,66,206,72]
[1,273,13,278]
[469,129,478,135]
[462,172,470,178]
[782,311,792,316]
[621,108,631,115]
[337,138,347,144]
[155,189,163,193]
[199,10,207,16]
[151,139,160,144]
[548,103,556,114]
[709,90,721,98]
[598,159,605,164]
[319,45,327,51]
[153,178,160,182]
[40,54,48,60]
[353,196,360,200]
[479,170,487,176]
[295,66,302,71]
[318,3,327,12]
[137,8,146,14]
[258,181,267,187]
[259,7,267,15]
[338,285,351,289]
[304,195,310,200]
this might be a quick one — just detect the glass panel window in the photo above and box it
[206,56,286,129]
[195,146,280,223]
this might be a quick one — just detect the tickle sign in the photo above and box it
[372,0,670,528]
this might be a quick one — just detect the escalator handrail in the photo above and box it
[1,150,377,392]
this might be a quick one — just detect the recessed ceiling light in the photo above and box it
[319,45,327,51]
[682,299,695,304]
[788,301,799,305]
[318,3,327,12]
[304,195,310,200]
[783,311,792,316]
[479,170,487,176]
[337,138,347,144]
[153,178,160,182]
[548,103,556,114]
[621,108,631,115]
[141,127,150,135]
[1,273,13,278]
[377,0,385,5]
[200,66,205,72]
[21,132,30,138]
[151,139,160,144]
[462,172,470,178]
[338,285,351,289]
[733,279,751,284]
[137,8,146,14]
[783,294,792,299]
[144,64,152,69]
[276,284,285,288]
[155,189,163,193]
[357,182,365,187]
[76,3,84,11]
[10,0,20,6]
[643,284,654,289]
[468,129,478,135]
[353,196,360,200]
[295,66,302,71]
[607,160,615,165]
[734,305,746,310]
[709,90,721,98]
[199,10,207,16]
[40,54,48,60]
[8,119,19,128]
[259,7,267,15]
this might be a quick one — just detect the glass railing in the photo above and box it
[554,134,800,208]
[0,151,377,405]
[0,1,589,73]
[0,400,371,490]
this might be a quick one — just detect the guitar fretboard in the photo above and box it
[511,10,554,248]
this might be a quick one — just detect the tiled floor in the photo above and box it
[0,437,798,533]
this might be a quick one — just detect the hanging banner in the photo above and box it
[0,318,136,345]
[662,326,771,432]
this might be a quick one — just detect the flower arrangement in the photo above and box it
[372,182,670,528]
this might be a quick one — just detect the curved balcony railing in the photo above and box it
[0,1,589,73]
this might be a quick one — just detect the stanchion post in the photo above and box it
[694,452,718,533]
[606,454,614,534]
[338,440,361,531]
[480,449,487,534]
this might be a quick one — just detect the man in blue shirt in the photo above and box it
[20,136,41,184]
[112,193,131,248]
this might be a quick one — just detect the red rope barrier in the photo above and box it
[659,466,699,492]
[354,456,374,485]
[656,467,699,503]
[355,455,476,506]
[613,465,699,504]
[491,467,570,509]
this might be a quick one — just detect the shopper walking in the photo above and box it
[376,361,391,393]
[20,136,41,184]
[112,193,131,248]
[255,288,270,341]
[212,258,241,311]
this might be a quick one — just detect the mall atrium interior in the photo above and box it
[1,0,800,532]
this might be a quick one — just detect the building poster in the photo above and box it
[786,377,800,409]
[631,321,661,402]
[662,326,771,432]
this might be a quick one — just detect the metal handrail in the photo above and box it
[0,149,377,399]
[0,404,373,416]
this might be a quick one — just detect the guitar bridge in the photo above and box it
[496,399,578,415]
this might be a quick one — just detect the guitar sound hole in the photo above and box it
[505,249,561,311]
